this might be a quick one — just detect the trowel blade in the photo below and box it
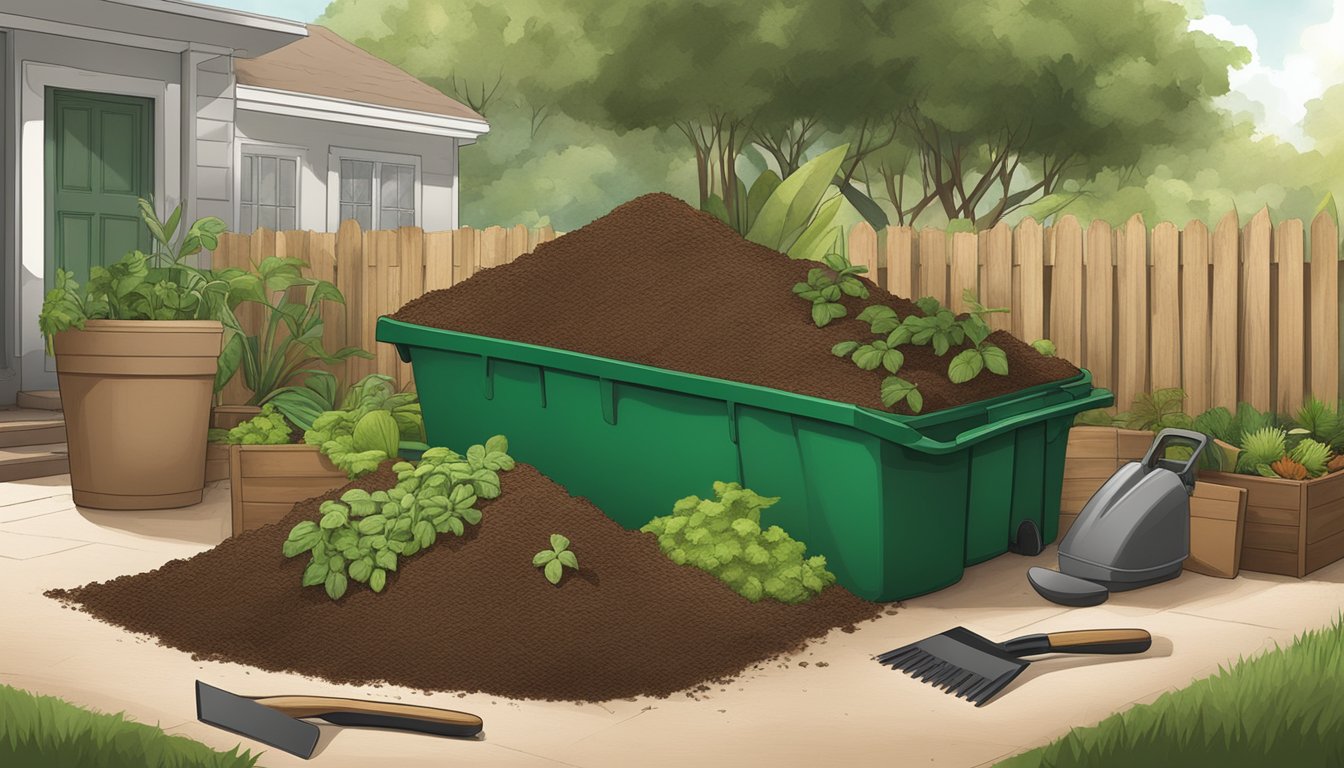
[195,680,321,759]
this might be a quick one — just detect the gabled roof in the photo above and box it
[234,25,486,125]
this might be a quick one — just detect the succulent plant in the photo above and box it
[1289,438,1333,478]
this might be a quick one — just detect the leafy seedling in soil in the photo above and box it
[791,252,869,328]
[1032,338,1057,356]
[947,290,1010,384]
[834,305,922,413]
[533,534,580,585]
[283,435,515,600]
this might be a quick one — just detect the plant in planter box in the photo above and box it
[305,374,430,478]
[209,403,292,445]
[36,199,242,510]
[261,370,341,433]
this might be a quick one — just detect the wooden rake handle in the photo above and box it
[255,695,483,738]
[1003,628,1152,657]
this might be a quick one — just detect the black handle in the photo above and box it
[317,711,482,739]
[1001,628,1152,657]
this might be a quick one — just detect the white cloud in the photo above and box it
[1189,11,1328,148]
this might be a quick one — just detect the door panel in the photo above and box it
[45,88,153,289]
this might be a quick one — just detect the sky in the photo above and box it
[196,0,1342,151]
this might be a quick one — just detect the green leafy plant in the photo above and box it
[262,370,340,433]
[1286,397,1344,450]
[209,403,292,445]
[746,144,849,259]
[305,374,429,478]
[1238,426,1287,476]
[791,252,869,327]
[283,435,514,600]
[947,291,1010,383]
[1031,338,1057,356]
[1289,438,1333,478]
[640,481,835,604]
[1116,388,1193,432]
[37,199,236,354]
[897,296,964,356]
[533,534,580,585]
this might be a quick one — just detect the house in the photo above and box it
[0,0,489,405]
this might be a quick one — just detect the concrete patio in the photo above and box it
[2,472,1341,768]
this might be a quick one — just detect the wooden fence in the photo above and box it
[851,208,1340,417]
[213,209,1341,419]
[212,221,558,405]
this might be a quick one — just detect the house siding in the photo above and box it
[193,53,234,226]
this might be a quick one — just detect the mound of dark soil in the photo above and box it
[391,193,1079,414]
[48,464,882,702]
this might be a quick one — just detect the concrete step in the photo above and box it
[16,391,61,411]
[0,409,66,449]
[0,442,69,483]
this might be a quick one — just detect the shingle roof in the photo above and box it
[234,25,485,124]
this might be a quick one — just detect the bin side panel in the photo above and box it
[1039,416,1073,544]
[966,432,1017,565]
[1006,422,1046,556]
[879,442,969,600]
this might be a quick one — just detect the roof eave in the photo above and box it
[235,85,491,140]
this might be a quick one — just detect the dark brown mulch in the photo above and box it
[390,193,1079,414]
[48,464,882,702]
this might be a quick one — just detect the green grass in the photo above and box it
[0,683,260,768]
[997,614,1344,767]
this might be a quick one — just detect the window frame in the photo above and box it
[327,146,423,231]
[235,141,305,232]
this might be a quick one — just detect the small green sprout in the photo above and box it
[791,252,869,327]
[1032,338,1057,356]
[534,534,579,585]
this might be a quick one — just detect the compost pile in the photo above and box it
[48,465,881,702]
[391,193,1079,413]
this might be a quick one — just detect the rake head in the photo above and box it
[876,626,1028,706]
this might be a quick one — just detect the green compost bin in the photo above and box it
[378,318,1113,602]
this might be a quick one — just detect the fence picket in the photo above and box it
[949,232,978,312]
[1149,222,1180,392]
[1211,211,1241,413]
[1310,212,1340,404]
[849,222,879,283]
[1180,221,1212,416]
[1115,215,1149,410]
[1276,219,1306,415]
[1242,208,1273,412]
[885,226,915,298]
[1015,218,1045,343]
[983,222,1013,332]
[1050,216,1084,366]
[424,230,454,292]
[918,228,948,305]
[1084,220,1114,395]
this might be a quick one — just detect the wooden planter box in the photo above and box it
[1198,470,1344,578]
[211,405,261,431]
[205,443,230,483]
[1062,426,1249,579]
[228,444,347,536]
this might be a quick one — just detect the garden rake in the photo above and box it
[876,626,1152,706]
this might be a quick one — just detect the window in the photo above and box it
[240,153,298,231]
[338,158,416,229]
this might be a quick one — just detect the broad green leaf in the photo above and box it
[931,333,950,357]
[881,349,905,374]
[785,195,845,262]
[484,435,509,455]
[852,345,883,371]
[320,506,349,530]
[325,571,348,601]
[1031,338,1057,356]
[287,521,318,542]
[745,169,781,232]
[983,344,1009,375]
[557,550,579,569]
[700,193,730,225]
[349,558,373,583]
[747,144,849,253]
[550,533,570,552]
[375,549,397,571]
[949,349,984,383]
[907,388,924,413]
[357,515,387,535]
[831,340,859,357]
[533,549,557,566]
[544,558,563,585]
[880,376,918,409]
[369,568,387,593]
[413,520,436,548]
[446,517,464,536]
[302,559,329,587]
[461,507,482,525]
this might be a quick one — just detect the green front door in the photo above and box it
[45,88,153,288]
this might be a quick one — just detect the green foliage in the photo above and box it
[880,376,923,413]
[262,370,341,433]
[641,481,835,604]
[791,252,869,327]
[284,436,515,600]
[37,199,235,354]
[214,255,371,401]
[897,297,964,357]
[0,682,259,768]
[1073,409,1119,427]
[995,614,1344,768]
[1287,397,1344,450]
[1289,439,1333,479]
[1238,427,1287,476]
[211,403,292,445]
[533,534,580,585]
[304,374,428,478]
[1115,388,1193,432]
[1031,339,1057,357]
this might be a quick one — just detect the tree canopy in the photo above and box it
[319,0,1341,232]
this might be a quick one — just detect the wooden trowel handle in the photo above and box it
[1002,628,1152,657]
[255,695,483,737]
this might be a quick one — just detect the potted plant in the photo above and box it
[38,199,238,509]
[1197,398,1344,577]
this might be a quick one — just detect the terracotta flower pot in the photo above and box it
[54,320,223,510]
